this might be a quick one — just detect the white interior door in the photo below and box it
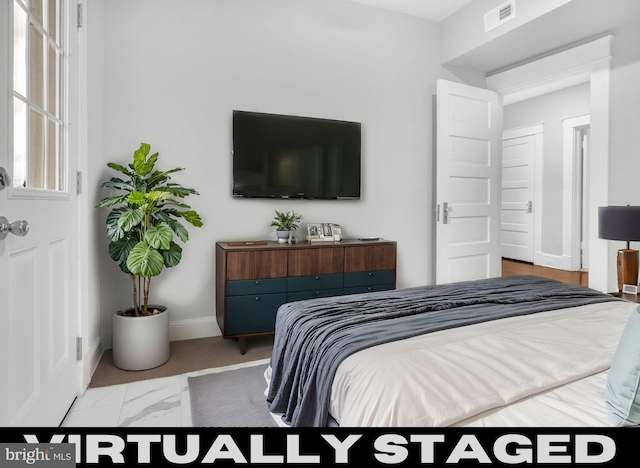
[501,135,534,263]
[435,79,502,284]
[0,0,79,426]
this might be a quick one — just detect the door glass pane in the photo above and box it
[48,0,58,44]
[31,0,44,26]
[13,4,27,97]
[47,119,58,190]
[48,43,58,117]
[29,109,46,189]
[29,22,45,109]
[13,99,28,188]
[12,0,65,192]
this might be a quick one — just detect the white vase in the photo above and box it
[112,305,170,371]
[276,230,290,243]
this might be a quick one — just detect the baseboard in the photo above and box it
[87,337,103,374]
[83,337,103,393]
[170,316,221,341]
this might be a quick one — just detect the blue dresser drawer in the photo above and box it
[287,288,344,303]
[343,283,395,295]
[226,278,287,296]
[287,273,343,292]
[344,270,395,288]
[225,293,287,335]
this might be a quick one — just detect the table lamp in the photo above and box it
[598,205,640,292]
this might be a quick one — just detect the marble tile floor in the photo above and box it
[61,358,270,427]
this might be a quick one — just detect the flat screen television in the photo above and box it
[232,110,361,199]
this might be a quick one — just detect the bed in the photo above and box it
[265,275,640,427]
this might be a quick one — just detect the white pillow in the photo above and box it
[605,305,640,426]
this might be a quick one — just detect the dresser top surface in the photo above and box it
[216,238,396,251]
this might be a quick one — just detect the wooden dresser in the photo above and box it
[216,239,397,353]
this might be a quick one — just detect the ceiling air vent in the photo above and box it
[484,1,516,33]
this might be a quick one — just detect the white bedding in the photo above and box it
[268,300,635,427]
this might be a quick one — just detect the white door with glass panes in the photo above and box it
[435,80,502,284]
[0,0,79,426]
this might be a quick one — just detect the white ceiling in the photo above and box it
[347,0,474,22]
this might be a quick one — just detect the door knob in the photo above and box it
[0,216,30,240]
[0,167,10,190]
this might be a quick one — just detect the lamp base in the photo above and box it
[617,249,639,292]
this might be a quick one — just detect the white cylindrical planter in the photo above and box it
[112,306,170,371]
[276,230,290,243]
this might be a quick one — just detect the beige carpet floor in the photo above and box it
[90,334,274,388]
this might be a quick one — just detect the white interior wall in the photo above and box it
[85,1,640,352]
[608,18,640,287]
[92,0,458,347]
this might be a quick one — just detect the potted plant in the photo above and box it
[97,142,203,370]
[270,209,302,243]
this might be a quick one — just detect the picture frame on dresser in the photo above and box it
[307,223,323,241]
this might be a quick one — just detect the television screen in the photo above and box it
[232,110,361,199]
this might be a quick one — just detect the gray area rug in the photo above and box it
[188,363,278,427]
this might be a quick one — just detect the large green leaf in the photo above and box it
[108,234,138,262]
[146,168,184,189]
[127,191,146,206]
[161,242,183,268]
[146,191,172,203]
[145,222,173,250]
[118,208,144,232]
[165,199,191,209]
[151,212,189,242]
[127,241,164,277]
[96,194,128,208]
[118,260,131,274]
[133,143,157,176]
[177,210,203,227]
[157,185,199,197]
[101,177,134,191]
[169,219,189,242]
[107,162,133,177]
[105,207,126,241]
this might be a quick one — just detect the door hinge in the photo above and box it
[77,3,83,28]
[76,337,83,361]
[76,171,82,195]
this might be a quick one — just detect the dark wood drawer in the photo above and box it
[225,293,287,335]
[226,250,287,280]
[226,278,287,296]
[287,273,343,292]
[344,269,395,288]
[288,247,344,276]
[287,288,344,302]
[343,283,395,295]
[344,245,396,272]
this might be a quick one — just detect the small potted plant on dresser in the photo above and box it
[97,142,203,371]
[270,209,302,243]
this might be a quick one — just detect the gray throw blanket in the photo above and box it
[266,275,620,427]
